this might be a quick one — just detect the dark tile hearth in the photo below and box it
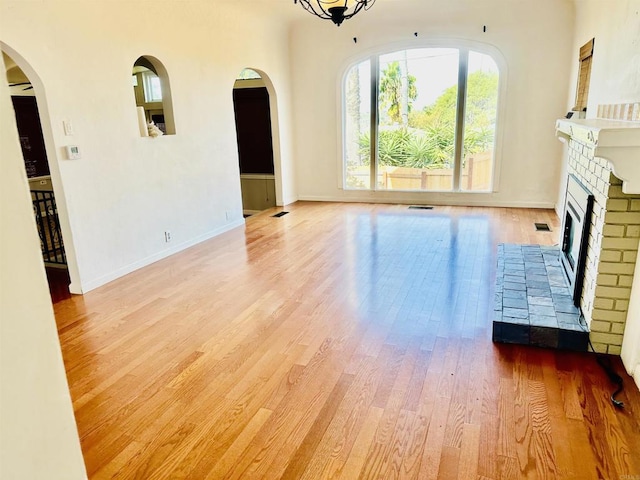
[492,244,589,351]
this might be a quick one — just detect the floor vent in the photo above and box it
[272,211,289,218]
[409,205,434,210]
[535,223,551,231]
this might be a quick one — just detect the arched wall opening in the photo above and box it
[232,68,284,215]
[1,41,83,295]
[132,55,176,136]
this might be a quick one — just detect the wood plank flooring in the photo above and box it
[53,202,640,479]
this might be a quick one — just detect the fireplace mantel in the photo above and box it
[556,118,640,194]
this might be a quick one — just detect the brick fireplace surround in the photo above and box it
[557,102,640,354]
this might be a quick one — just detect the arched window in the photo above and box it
[132,56,175,136]
[344,47,499,192]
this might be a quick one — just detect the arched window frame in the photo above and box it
[339,40,507,194]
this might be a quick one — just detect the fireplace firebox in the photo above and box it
[561,174,594,307]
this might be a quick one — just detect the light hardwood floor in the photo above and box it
[54,202,640,479]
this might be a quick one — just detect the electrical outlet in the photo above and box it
[164,231,171,242]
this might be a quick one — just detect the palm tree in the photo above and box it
[379,61,417,126]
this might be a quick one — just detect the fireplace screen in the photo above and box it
[561,175,594,307]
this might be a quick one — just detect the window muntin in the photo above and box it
[343,47,499,192]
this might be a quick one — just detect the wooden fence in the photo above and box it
[347,153,492,191]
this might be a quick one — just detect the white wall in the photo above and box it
[0,0,296,292]
[289,0,575,208]
[575,0,640,111]
[0,56,87,479]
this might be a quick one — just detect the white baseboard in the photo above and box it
[296,195,556,209]
[554,203,563,218]
[69,282,83,295]
[80,219,245,293]
[280,195,299,207]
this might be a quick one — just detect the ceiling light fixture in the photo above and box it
[294,0,376,26]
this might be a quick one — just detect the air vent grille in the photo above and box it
[535,223,551,231]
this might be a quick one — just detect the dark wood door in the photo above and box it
[232,87,274,174]
[11,96,50,178]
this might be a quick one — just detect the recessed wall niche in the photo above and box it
[132,55,175,136]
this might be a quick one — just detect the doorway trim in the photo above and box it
[2,42,83,294]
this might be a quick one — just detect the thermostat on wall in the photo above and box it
[66,145,81,160]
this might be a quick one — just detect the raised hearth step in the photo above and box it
[492,244,589,351]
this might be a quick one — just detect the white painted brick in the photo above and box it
[592,308,628,323]
[595,165,603,178]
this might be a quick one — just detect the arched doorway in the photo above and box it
[2,44,81,299]
[232,68,281,217]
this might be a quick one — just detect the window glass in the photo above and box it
[378,48,458,191]
[344,60,371,190]
[143,71,163,103]
[461,51,499,191]
[343,47,499,193]
[237,69,262,80]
